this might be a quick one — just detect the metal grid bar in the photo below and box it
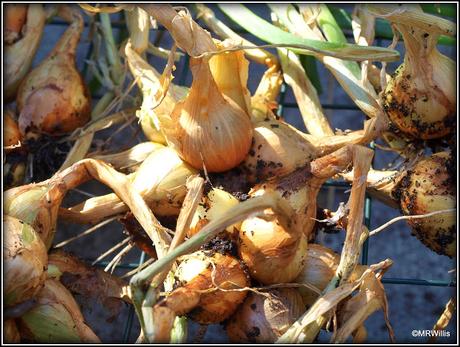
[44,6,455,342]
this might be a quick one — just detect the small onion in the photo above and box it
[397,151,456,257]
[163,250,250,324]
[4,215,48,307]
[17,6,90,138]
[226,288,306,343]
[18,278,100,343]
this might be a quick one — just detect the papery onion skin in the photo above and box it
[169,250,250,324]
[169,57,253,173]
[4,215,48,307]
[396,151,456,257]
[226,288,306,343]
[18,279,101,343]
[17,7,90,137]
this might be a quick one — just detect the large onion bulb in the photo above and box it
[397,151,456,256]
[226,288,306,343]
[168,56,253,172]
[4,215,48,307]
[17,6,90,138]
[377,5,456,139]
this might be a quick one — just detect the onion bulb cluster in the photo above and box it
[4,215,48,307]
[17,6,90,138]
[226,288,305,343]
[396,151,456,257]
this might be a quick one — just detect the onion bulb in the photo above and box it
[226,288,306,343]
[5,4,46,101]
[4,183,63,250]
[156,250,250,326]
[377,5,456,139]
[396,151,456,256]
[188,187,241,238]
[242,118,318,183]
[168,56,253,172]
[295,244,367,307]
[4,215,48,307]
[60,146,197,224]
[18,278,101,343]
[17,6,90,138]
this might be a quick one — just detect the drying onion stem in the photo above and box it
[54,216,119,248]
[92,237,131,266]
[369,209,457,237]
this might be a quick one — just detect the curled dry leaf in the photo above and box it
[47,250,131,320]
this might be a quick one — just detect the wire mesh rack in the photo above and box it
[40,4,456,343]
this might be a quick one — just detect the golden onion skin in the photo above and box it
[4,215,48,307]
[17,7,90,137]
[396,151,456,257]
[382,37,455,140]
[170,57,253,173]
[226,288,305,343]
[172,251,250,324]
